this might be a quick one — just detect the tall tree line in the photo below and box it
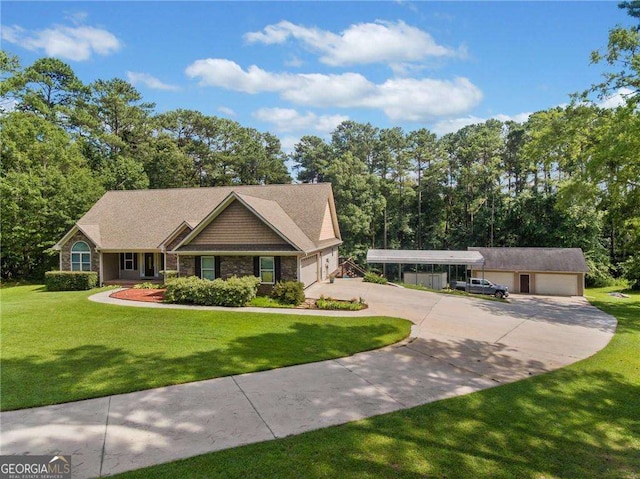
[1,1,638,286]
[293,1,640,287]
[0,53,291,278]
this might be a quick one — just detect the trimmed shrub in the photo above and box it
[133,282,157,289]
[363,272,388,285]
[316,295,364,311]
[164,275,260,307]
[271,281,305,306]
[160,270,179,285]
[45,271,98,291]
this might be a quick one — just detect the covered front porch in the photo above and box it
[100,251,166,285]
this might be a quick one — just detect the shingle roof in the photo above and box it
[468,247,589,273]
[61,183,340,253]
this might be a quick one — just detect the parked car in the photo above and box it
[450,278,509,299]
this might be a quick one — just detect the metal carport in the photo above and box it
[366,249,486,288]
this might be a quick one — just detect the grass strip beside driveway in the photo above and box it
[0,285,410,411]
[114,287,640,479]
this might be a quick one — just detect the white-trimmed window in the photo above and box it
[124,253,135,270]
[71,241,91,272]
[201,256,215,281]
[259,256,275,284]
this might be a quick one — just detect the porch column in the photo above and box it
[99,251,104,286]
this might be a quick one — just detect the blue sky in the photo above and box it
[2,1,633,150]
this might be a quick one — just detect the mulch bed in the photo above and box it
[109,289,367,310]
[110,288,166,303]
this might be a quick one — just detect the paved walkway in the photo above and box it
[0,280,616,478]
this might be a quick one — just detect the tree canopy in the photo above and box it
[1,3,638,286]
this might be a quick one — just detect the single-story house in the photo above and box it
[468,247,589,296]
[53,183,342,290]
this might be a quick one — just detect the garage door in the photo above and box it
[483,272,515,292]
[535,273,578,296]
[300,255,318,288]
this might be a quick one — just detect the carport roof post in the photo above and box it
[366,249,485,267]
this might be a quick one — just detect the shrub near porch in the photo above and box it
[164,276,260,307]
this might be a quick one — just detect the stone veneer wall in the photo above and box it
[60,231,100,275]
[179,254,299,293]
[220,256,254,279]
[178,256,195,276]
[280,256,297,281]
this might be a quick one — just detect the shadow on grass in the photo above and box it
[0,322,403,411]
[114,367,640,479]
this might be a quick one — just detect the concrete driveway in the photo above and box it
[0,280,616,478]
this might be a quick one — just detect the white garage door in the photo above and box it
[535,273,578,296]
[483,272,515,292]
[300,255,318,288]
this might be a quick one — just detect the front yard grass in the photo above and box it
[115,286,640,479]
[0,285,410,411]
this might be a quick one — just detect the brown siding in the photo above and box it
[189,200,289,247]
[166,227,192,251]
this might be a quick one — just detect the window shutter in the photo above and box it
[195,256,201,278]
[215,257,221,279]
[120,253,124,270]
[133,253,138,271]
[253,257,260,277]
[275,257,282,282]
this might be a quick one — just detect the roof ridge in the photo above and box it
[103,183,332,194]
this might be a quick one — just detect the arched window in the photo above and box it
[71,241,91,271]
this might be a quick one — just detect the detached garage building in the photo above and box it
[469,247,588,296]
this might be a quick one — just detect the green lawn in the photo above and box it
[0,285,410,411]
[115,286,640,479]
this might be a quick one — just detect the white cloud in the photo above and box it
[280,135,301,154]
[253,108,348,133]
[126,72,180,91]
[432,111,533,136]
[494,112,533,124]
[1,23,121,61]
[431,116,486,136]
[0,97,17,113]
[186,59,482,121]
[65,11,89,25]
[245,20,458,66]
[596,87,635,109]
[284,55,304,68]
[217,106,236,117]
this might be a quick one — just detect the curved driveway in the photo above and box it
[0,280,616,478]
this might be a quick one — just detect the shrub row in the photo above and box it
[45,271,98,291]
[271,281,305,305]
[164,275,260,307]
[363,272,388,284]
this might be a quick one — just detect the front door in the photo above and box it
[144,253,155,277]
[520,274,530,293]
